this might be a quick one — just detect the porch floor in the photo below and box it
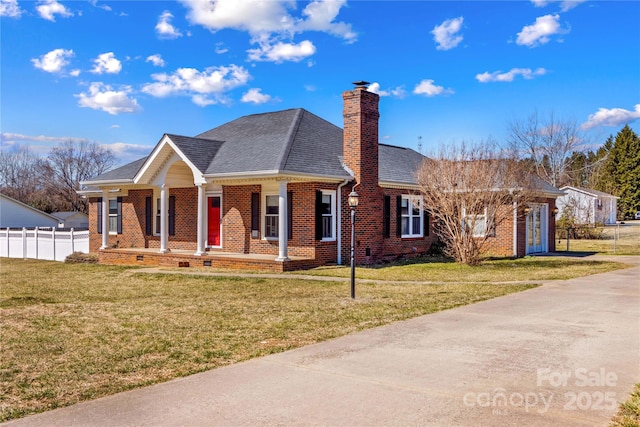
[98,248,320,272]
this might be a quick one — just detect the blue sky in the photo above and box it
[1,0,639,167]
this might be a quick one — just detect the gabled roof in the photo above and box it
[83,108,427,186]
[198,108,350,178]
[0,193,60,223]
[560,186,618,199]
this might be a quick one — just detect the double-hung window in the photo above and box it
[108,199,119,234]
[464,206,491,237]
[265,195,279,238]
[320,190,336,241]
[401,195,423,238]
[155,198,161,234]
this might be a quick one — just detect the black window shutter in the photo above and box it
[396,195,402,237]
[97,197,102,234]
[168,195,176,236]
[251,192,259,236]
[288,191,293,241]
[116,197,123,234]
[315,191,323,240]
[145,197,152,235]
[424,210,430,237]
[383,196,391,238]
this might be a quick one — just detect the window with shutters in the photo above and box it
[108,198,119,234]
[401,195,423,238]
[264,195,279,239]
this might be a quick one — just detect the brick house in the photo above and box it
[80,82,561,270]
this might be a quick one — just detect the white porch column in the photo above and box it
[159,184,170,253]
[275,180,289,261]
[100,189,109,249]
[195,184,206,256]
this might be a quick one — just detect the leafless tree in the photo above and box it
[416,141,538,266]
[44,140,115,213]
[507,111,586,187]
[0,146,56,211]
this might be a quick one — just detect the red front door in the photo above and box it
[207,196,221,246]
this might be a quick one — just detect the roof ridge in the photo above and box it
[276,108,304,172]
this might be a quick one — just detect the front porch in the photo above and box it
[98,248,320,272]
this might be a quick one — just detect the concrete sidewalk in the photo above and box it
[4,262,639,426]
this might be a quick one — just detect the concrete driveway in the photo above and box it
[4,259,639,426]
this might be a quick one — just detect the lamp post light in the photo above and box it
[348,190,359,299]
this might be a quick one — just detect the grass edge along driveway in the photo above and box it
[0,256,628,421]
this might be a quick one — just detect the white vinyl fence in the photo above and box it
[0,227,90,262]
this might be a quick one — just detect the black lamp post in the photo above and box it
[348,190,359,299]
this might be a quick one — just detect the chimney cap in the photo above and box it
[352,80,370,88]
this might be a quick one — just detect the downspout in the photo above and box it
[513,201,518,258]
[336,178,351,265]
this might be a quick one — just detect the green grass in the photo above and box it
[0,258,539,422]
[611,383,640,427]
[296,256,629,282]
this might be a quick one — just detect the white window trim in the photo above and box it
[206,192,223,248]
[153,193,161,236]
[401,195,424,238]
[320,190,337,242]
[108,198,118,235]
[262,193,279,240]
[463,206,489,238]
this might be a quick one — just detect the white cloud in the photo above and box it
[247,39,316,63]
[141,64,251,106]
[516,14,567,47]
[103,142,153,157]
[431,17,464,51]
[156,10,183,39]
[215,42,229,54]
[297,0,357,43]
[581,105,640,130]
[91,52,122,74]
[531,0,586,12]
[413,79,454,97]
[70,69,81,77]
[0,0,23,18]
[76,82,141,115]
[241,88,272,104]
[178,0,356,62]
[31,48,74,73]
[475,67,547,83]
[146,54,166,67]
[89,0,111,12]
[36,0,73,21]
[368,82,406,98]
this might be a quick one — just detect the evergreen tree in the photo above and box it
[595,125,640,219]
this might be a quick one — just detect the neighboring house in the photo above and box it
[51,212,90,229]
[80,83,562,270]
[0,193,60,228]
[556,186,618,225]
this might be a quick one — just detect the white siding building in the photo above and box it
[556,186,618,225]
[0,194,60,228]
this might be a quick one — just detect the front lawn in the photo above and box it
[0,258,537,421]
[300,256,629,282]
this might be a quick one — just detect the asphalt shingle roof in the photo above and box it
[379,144,425,184]
[87,156,147,182]
[85,108,426,185]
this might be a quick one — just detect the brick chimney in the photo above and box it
[342,81,380,186]
[342,81,383,264]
